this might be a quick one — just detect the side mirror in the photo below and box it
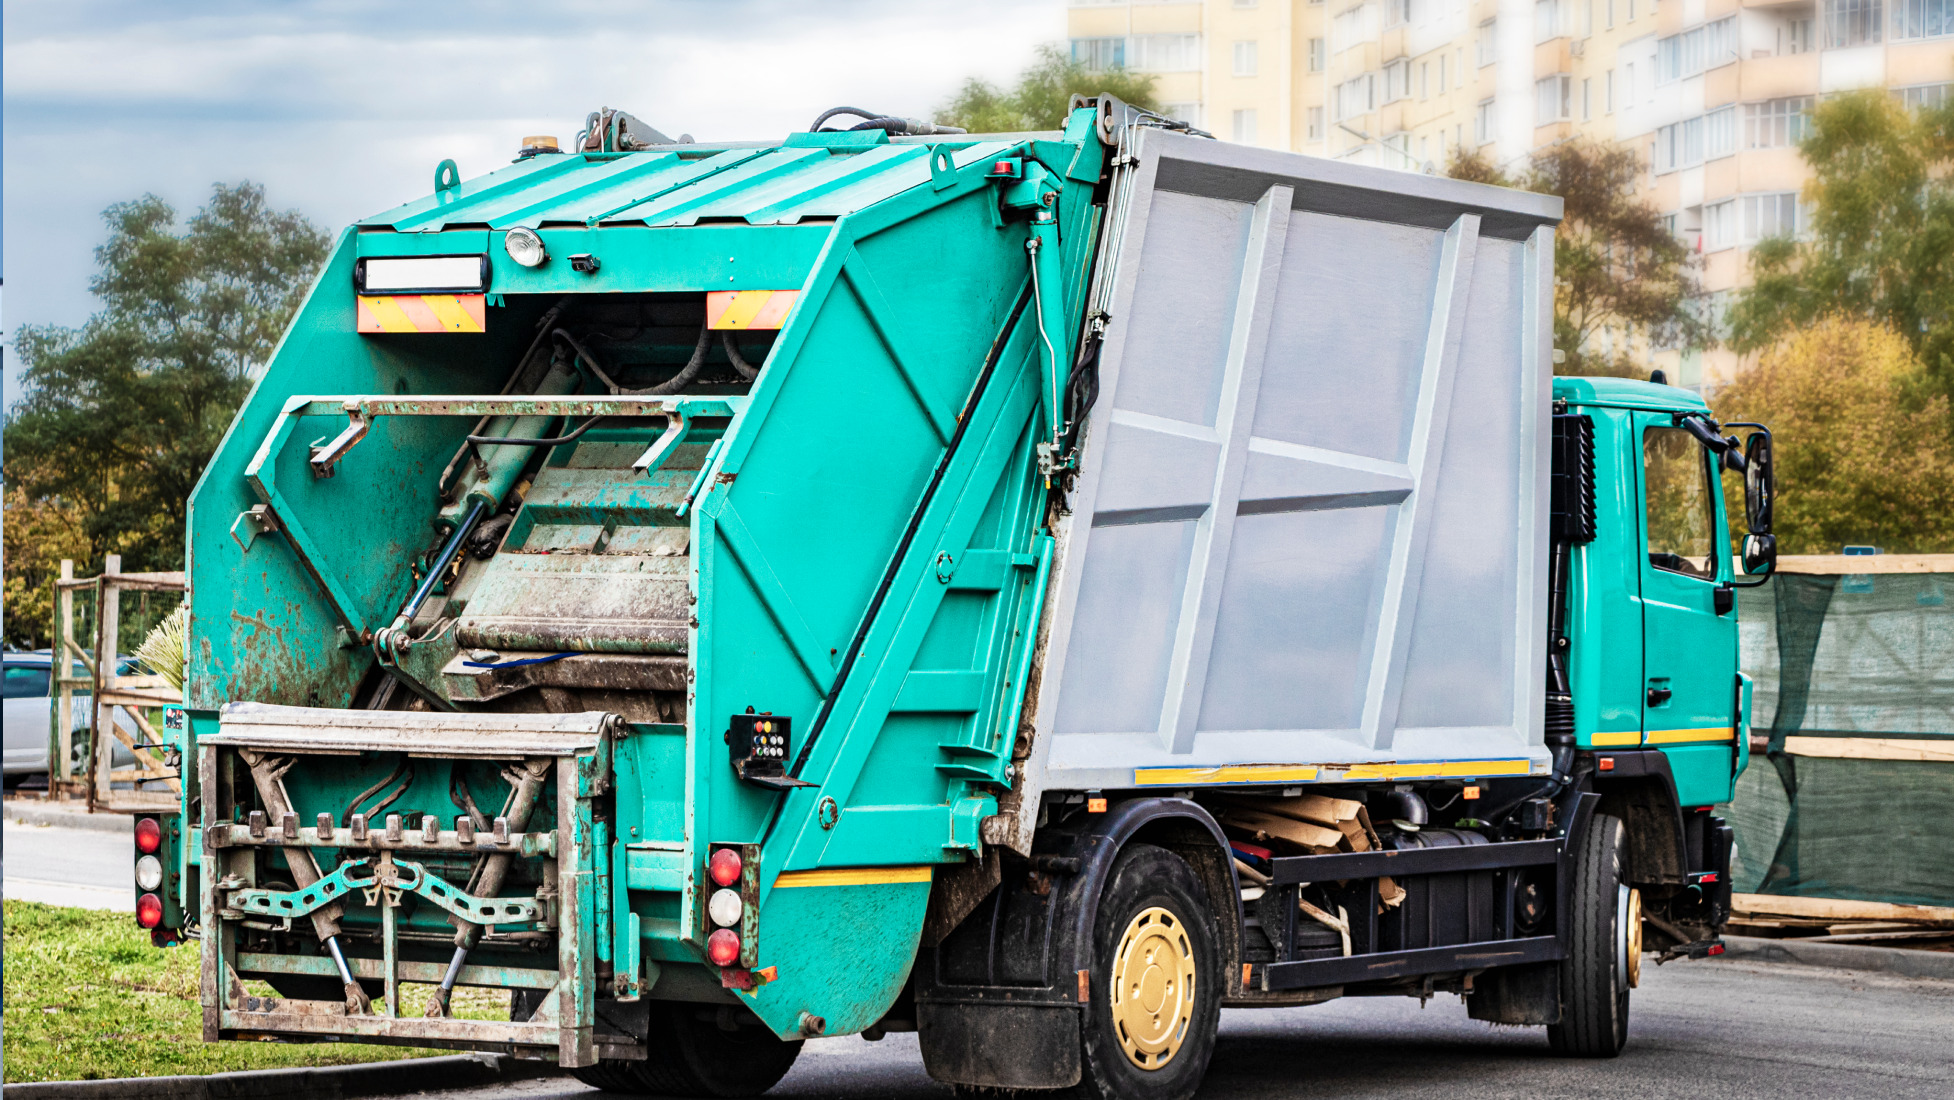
[1742,431,1774,534]
[1743,533,1777,575]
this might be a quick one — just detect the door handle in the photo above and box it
[1646,687,1673,706]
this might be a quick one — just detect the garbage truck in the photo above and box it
[134,100,1778,1098]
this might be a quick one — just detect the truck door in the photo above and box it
[1635,413,1738,804]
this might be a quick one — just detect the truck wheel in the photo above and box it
[567,1002,803,1096]
[1548,812,1631,1057]
[1072,843,1220,1100]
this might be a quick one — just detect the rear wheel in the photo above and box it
[1548,812,1631,1057]
[567,1001,802,1096]
[1070,843,1220,1100]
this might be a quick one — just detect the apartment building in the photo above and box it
[1067,0,1953,387]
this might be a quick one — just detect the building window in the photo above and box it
[1332,5,1380,52]
[1703,199,1737,252]
[1536,74,1573,124]
[1897,82,1953,110]
[1655,116,1702,172]
[1582,77,1592,120]
[1308,106,1325,141]
[1456,48,1464,86]
[1784,18,1816,51]
[1624,61,1636,106]
[1234,0,1259,7]
[1161,103,1204,127]
[1607,0,1615,26]
[1439,53,1449,91]
[1420,61,1430,98]
[1071,38,1125,70]
[1232,109,1260,145]
[1824,0,1884,46]
[1657,18,1736,83]
[1335,74,1378,121]
[1476,98,1497,145]
[1742,193,1802,243]
[1705,106,1736,160]
[1606,68,1615,113]
[1536,0,1568,41]
[1385,59,1412,102]
[1477,20,1498,66]
[1745,97,1813,147]
[1310,37,1327,72]
[1234,40,1260,77]
[1129,34,1203,71]
[1892,0,1952,38]
[1387,0,1413,27]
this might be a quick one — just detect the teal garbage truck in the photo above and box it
[135,101,1777,1098]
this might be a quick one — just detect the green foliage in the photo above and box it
[3,183,328,647]
[937,44,1160,133]
[0,899,505,1082]
[1449,141,1707,377]
[1728,90,1954,395]
[1712,318,1954,554]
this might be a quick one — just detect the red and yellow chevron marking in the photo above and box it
[707,289,799,330]
[357,294,486,334]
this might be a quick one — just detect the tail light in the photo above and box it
[136,892,165,929]
[707,842,761,969]
[134,816,163,854]
[135,855,164,892]
[709,846,743,887]
[707,927,741,966]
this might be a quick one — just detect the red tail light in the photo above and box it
[136,892,165,928]
[707,928,741,967]
[709,847,743,887]
[135,817,163,854]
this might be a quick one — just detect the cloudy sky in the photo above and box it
[2,0,1062,398]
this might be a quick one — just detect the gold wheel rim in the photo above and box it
[1109,905,1197,1071]
[1625,887,1643,988]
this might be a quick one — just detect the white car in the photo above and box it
[3,650,141,782]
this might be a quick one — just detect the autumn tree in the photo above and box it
[1448,141,1707,377]
[1711,317,1954,554]
[1728,90,1954,396]
[938,44,1161,134]
[4,183,328,646]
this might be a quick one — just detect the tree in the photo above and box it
[937,44,1161,134]
[1728,90,1954,396]
[1711,317,1954,554]
[1448,142,1708,377]
[3,183,328,647]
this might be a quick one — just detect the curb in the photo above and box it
[4,802,131,834]
[5,1053,563,1100]
[1721,934,1954,981]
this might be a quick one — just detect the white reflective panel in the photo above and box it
[362,255,485,292]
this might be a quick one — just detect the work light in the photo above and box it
[504,227,549,268]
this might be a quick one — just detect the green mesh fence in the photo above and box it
[1723,571,1954,907]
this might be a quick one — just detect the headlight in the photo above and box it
[504,227,548,268]
[135,854,164,891]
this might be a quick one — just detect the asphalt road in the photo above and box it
[384,957,1952,1100]
[10,817,1951,1097]
[3,820,133,910]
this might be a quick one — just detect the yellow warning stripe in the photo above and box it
[1589,731,1643,747]
[707,289,799,330]
[1340,759,1533,781]
[357,294,485,333]
[1135,765,1320,786]
[1644,727,1735,744]
[773,866,933,889]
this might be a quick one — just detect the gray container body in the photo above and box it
[1023,129,1561,799]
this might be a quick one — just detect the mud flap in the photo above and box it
[917,1002,1081,1089]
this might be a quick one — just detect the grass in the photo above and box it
[3,900,509,1083]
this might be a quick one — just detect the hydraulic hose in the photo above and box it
[559,323,711,396]
[722,332,759,379]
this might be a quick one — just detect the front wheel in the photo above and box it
[567,1001,802,1096]
[1071,843,1221,1100]
[1548,812,1632,1057]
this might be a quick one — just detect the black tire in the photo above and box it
[1067,843,1221,1100]
[567,1001,803,1097]
[1548,812,1631,1057]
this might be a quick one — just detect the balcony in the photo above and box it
[1739,52,1820,100]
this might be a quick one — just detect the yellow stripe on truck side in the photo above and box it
[1644,727,1735,744]
[1134,765,1320,786]
[357,294,486,333]
[1340,759,1533,781]
[707,289,799,330]
[772,865,933,888]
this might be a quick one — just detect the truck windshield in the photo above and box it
[1643,426,1717,579]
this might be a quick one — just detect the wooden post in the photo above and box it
[90,554,122,812]
[56,560,75,793]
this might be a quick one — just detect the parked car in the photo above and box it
[3,649,142,782]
